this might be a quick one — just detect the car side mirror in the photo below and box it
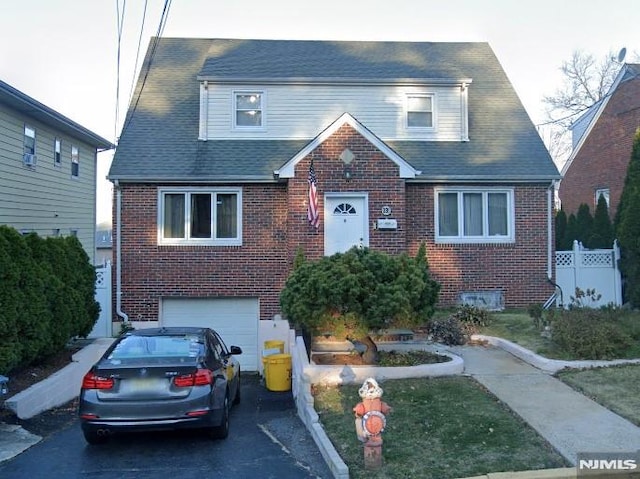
[229,346,242,355]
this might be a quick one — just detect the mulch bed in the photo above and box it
[1,346,82,437]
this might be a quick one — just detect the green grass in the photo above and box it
[477,309,640,360]
[477,311,568,359]
[314,377,567,479]
[557,364,640,426]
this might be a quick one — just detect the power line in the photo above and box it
[118,0,173,144]
[114,0,126,144]
[127,0,149,115]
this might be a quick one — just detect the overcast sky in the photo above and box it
[1,0,637,223]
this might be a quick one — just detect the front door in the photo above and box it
[324,194,368,256]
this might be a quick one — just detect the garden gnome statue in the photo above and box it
[353,377,392,470]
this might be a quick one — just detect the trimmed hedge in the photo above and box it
[280,245,440,339]
[0,226,99,374]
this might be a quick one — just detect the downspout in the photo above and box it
[114,179,129,324]
[546,182,563,307]
[547,183,554,280]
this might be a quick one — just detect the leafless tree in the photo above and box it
[541,50,622,168]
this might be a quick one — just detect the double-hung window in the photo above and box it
[159,188,242,246]
[54,138,61,166]
[406,93,434,129]
[436,188,514,243]
[24,125,36,154]
[234,91,263,128]
[594,188,610,209]
[71,145,79,177]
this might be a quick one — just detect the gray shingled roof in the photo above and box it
[109,38,559,183]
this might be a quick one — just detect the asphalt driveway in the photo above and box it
[0,374,333,478]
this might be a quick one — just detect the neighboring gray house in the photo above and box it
[0,79,113,263]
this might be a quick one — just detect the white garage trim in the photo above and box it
[161,297,259,371]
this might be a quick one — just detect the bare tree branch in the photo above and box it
[541,50,622,166]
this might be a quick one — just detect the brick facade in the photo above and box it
[406,184,554,306]
[114,124,554,324]
[559,75,640,218]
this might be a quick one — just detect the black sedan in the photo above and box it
[79,327,242,444]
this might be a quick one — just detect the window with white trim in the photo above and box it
[159,188,242,246]
[406,94,434,128]
[594,188,610,209]
[54,138,61,166]
[24,125,36,154]
[71,145,79,177]
[435,188,514,243]
[234,91,263,128]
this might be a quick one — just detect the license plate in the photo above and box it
[126,378,165,393]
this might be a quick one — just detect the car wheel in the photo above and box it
[83,429,109,445]
[210,394,230,440]
[233,372,241,405]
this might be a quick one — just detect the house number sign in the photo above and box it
[381,206,392,216]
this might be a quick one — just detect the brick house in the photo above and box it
[559,63,640,218]
[108,39,560,370]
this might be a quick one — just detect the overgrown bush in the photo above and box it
[551,309,632,360]
[0,226,99,374]
[528,303,545,330]
[451,305,493,335]
[427,317,466,346]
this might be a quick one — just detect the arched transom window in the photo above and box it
[333,203,357,215]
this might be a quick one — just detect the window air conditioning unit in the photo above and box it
[23,153,37,166]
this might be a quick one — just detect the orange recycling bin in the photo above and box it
[264,353,292,392]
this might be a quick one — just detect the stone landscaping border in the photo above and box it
[473,335,640,373]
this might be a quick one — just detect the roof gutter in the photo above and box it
[195,76,473,87]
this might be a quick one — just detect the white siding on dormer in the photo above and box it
[203,83,465,141]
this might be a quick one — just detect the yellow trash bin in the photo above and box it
[264,353,292,392]
[263,340,285,354]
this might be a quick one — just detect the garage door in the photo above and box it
[161,298,259,371]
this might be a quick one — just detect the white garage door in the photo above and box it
[161,298,259,371]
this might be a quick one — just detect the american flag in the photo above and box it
[307,160,320,228]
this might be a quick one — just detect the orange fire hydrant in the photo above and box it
[353,377,392,470]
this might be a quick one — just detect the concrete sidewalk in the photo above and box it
[449,344,640,466]
[1,338,114,463]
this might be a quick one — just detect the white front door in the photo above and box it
[324,194,368,256]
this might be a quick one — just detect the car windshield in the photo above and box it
[107,335,204,364]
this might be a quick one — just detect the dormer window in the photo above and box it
[234,91,263,128]
[406,93,434,129]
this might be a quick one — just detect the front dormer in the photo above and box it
[197,78,471,143]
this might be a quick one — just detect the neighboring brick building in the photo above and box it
[559,63,640,218]
[109,39,560,370]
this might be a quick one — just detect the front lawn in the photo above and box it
[314,376,567,479]
[477,309,640,360]
[557,364,640,426]
[477,311,552,353]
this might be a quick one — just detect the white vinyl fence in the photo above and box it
[555,241,622,308]
[89,263,112,338]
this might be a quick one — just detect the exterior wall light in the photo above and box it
[340,148,355,182]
